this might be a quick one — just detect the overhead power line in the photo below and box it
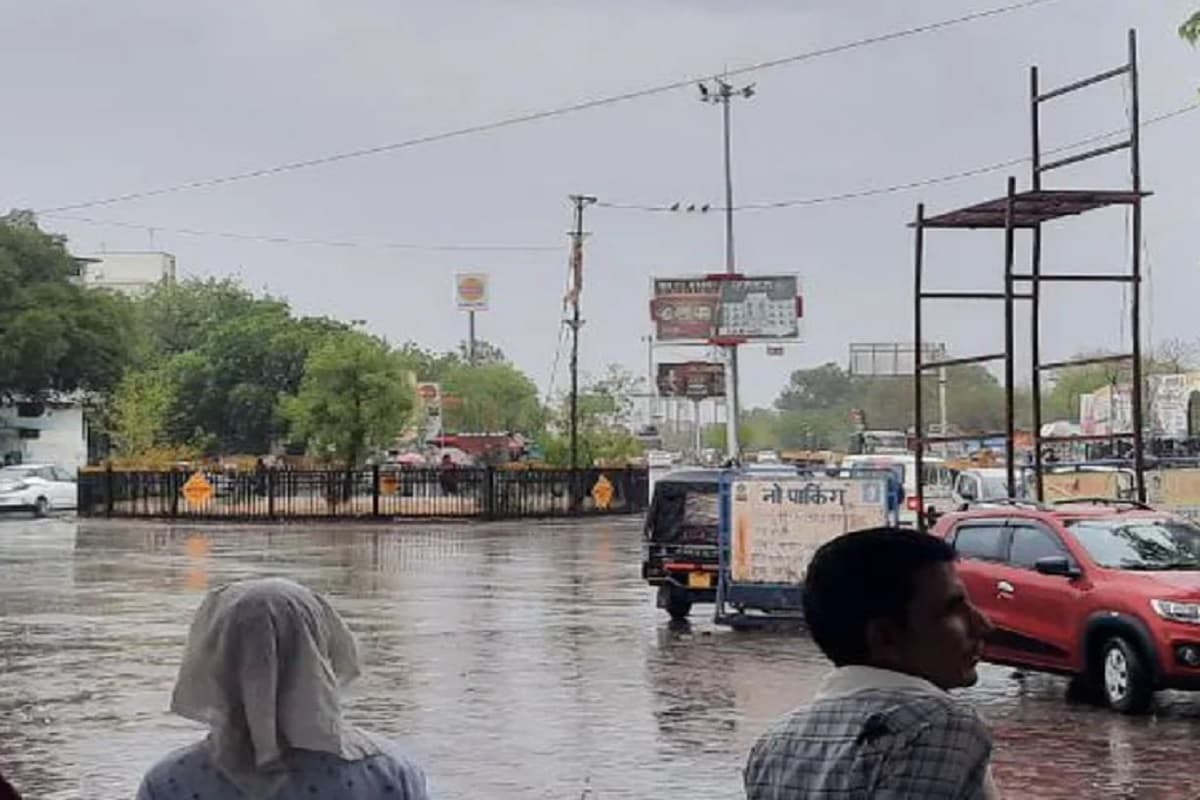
[36,0,1062,215]
[595,101,1200,213]
[45,101,1196,251]
[42,212,560,253]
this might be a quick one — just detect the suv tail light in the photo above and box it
[906,495,920,512]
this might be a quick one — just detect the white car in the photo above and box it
[0,464,78,516]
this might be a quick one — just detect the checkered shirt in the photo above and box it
[745,687,993,799]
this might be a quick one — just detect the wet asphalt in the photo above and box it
[3,516,1200,799]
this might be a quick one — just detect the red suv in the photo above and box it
[932,501,1200,714]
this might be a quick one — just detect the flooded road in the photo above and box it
[4,517,1200,798]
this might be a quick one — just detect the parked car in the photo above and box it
[952,467,1029,507]
[0,464,78,516]
[933,500,1200,713]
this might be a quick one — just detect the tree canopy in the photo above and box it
[397,338,544,435]
[107,279,352,456]
[283,333,414,468]
[537,365,645,466]
[1183,11,1200,44]
[0,220,135,401]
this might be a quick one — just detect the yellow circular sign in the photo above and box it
[458,276,486,303]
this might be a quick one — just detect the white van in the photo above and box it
[841,453,953,525]
[952,467,1025,507]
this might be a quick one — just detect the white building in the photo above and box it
[81,251,176,295]
[0,397,88,471]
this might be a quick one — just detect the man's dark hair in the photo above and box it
[803,527,956,666]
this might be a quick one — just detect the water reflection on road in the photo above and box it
[3,517,1200,798]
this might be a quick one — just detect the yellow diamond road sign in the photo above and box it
[591,475,615,510]
[182,472,215,507]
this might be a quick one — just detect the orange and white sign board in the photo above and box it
[729,477,888,584]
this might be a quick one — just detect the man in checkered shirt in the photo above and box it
[745,527,999,799]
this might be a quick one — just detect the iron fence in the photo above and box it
[78,466,649,521]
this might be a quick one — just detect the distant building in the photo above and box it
[1079,373,1200,439]
[81,251,176,295]
[0,396,88,471]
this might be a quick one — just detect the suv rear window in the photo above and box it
[952,523,1006,562]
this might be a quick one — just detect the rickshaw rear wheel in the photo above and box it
[663,585,692,620]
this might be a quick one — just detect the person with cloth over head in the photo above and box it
[135,578,430,800]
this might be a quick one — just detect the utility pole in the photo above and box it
[468,312,476,365]
[567,195,596,484]
[643,333,658,428]
[699,77,755,463]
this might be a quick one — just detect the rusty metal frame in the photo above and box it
[913,30,1149,529]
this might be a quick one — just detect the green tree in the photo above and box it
[108,366,177,455]
[283,333,415,468]
[187,308,346,453]
[441,362,543,434]
[538,366,646,466]
[125,279,350,455]
[394,342,462,383]
[0,220,135,400]
[1183,11,1200,43]
[776,363,854,411]
[133,278,265,362]
[1043,365,1114,423]
[703,409,785,453]
[457,339,507,366]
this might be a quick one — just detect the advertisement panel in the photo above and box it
[657,362,726,399]
[728,476,888,584]
[650,274,800,342]
[718,275,800,339]
[848,342,947,377]
[649,278,721,341]
[455,273,489,311]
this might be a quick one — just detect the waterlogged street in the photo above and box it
[4,517,1200,798]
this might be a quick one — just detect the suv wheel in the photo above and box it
[1099,637,1153,714]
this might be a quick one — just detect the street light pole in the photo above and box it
[700,78,755,463]
[643,333,657,427]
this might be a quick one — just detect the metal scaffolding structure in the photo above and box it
[913,30,1150,528]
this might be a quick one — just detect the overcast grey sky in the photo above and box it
[2,0,1197,408]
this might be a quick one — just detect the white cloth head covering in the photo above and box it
[170,578,381,799]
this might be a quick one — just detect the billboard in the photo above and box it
[650,275,800,342]
[455,273,489,311]
[849,342,947,377]
[657,362,726,399]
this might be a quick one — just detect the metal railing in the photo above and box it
[78,466,649,521]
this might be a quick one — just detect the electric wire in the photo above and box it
[35,0,1064,214]
[596,102,1200,214]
